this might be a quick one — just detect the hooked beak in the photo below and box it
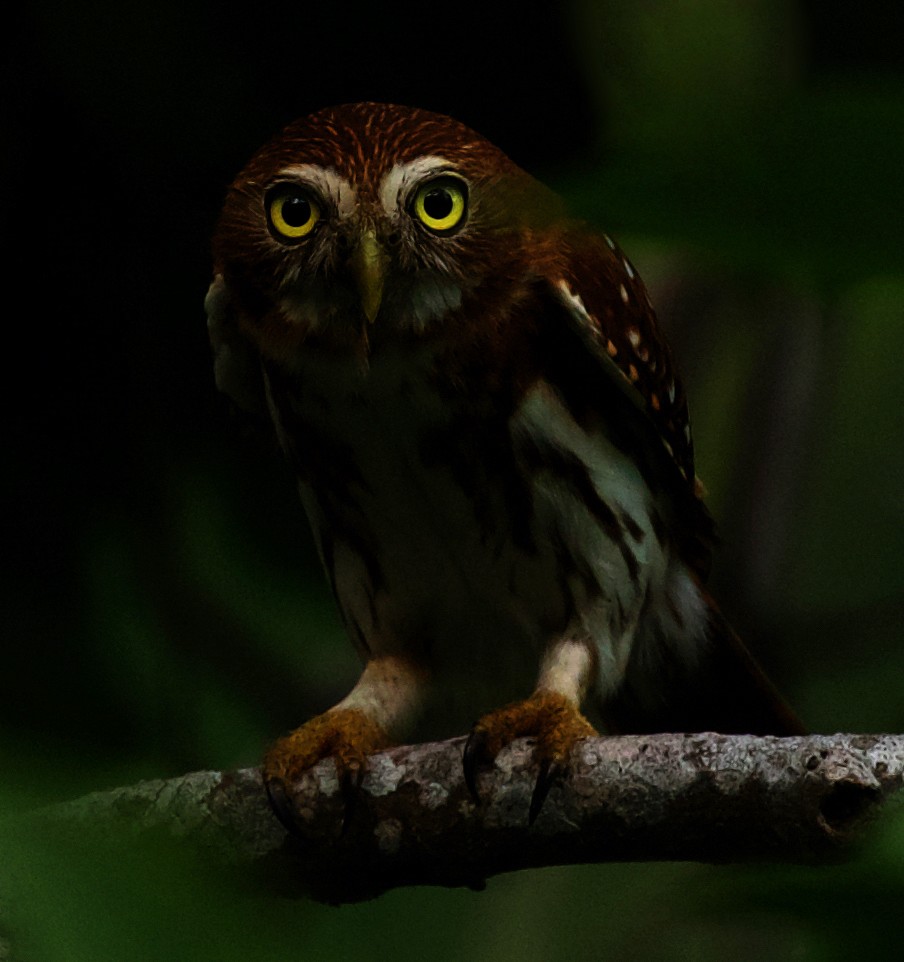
[349,229,387,323]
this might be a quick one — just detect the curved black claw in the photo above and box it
[338,761,366,836]
[463,728,491,803]
[528,757,562,826]
[265,763,366,838]
[264,777,302,835]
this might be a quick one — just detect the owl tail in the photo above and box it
[604,593,805,737]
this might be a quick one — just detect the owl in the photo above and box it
[207,102,802,824]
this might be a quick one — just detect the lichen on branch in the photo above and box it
[20,733,904,905]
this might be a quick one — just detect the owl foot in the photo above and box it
[263,707,391,834]
[463,690,597,824]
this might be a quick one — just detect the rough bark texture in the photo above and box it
[21,733,904,904]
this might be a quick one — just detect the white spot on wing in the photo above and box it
[555,279,651,414]
[619,284,629,305]
[555,279,595,333]
[623,259,634,279]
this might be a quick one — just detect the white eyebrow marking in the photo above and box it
[378,156,460,214]
[275,164,357,219]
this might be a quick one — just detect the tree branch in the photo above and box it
[24,733,904,904]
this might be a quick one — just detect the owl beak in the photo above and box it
[350,229,386,323]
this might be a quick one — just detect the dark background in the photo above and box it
[3,2,904,959]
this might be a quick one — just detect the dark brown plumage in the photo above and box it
[208,102,802,825]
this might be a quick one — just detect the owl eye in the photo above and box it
[267,186,321,241]
[412,177,468,234]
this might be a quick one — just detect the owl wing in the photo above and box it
[538,228,804,736]
[540,227,716,578]
[205,274,267,416]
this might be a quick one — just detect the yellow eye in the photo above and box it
[412,177,467,234]
[267,187,320,240]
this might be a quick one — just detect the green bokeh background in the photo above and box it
[3,1,904,959]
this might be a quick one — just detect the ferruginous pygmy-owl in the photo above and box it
[207,102,802,823]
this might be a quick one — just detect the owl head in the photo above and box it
[212,103,563,356]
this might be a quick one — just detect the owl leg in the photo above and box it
[263,654,426,831]
[464,637,598,823]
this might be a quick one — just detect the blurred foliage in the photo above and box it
[3,0,904,959]
[4,798,904,961]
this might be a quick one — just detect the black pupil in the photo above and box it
[281,194,311,227]
[423,188,454,220]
